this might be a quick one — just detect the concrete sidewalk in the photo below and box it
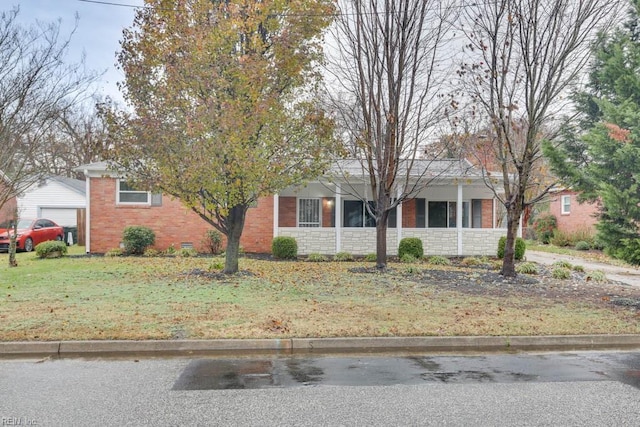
[2,335,640,358]
[526,250,640,288]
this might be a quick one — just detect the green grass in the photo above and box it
[0,249,638,341]
[526,242,631,267]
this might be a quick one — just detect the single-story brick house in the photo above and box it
[548,188,600,235]
[78,159,514,256]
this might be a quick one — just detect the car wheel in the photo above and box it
[56,235,62,241]
[24,237,34,252]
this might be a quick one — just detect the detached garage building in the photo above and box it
[17,176,86,229]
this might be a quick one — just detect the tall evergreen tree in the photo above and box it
[545,0,640,264]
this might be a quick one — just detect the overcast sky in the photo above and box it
[12,0,145,103]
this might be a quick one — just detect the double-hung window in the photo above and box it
[561,195,571,214]
[298,198,321,227]
[117,180,150,204]
[428,201,470,228]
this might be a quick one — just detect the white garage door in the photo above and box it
[40,208,78,227]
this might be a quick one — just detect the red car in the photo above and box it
[0,218,64,252]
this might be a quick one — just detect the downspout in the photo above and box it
[84,170,90,254]
[335,182,341,254]
[273,193,279,240]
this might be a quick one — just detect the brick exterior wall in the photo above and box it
[402,199,417,228]
[549,190,599,234]
[0,197,16,223]
[88,177,273,253]
[278,197,296,227]
[482,199,493,229]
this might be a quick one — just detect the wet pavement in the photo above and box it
[172,350,640,390]
[3,351,640,425]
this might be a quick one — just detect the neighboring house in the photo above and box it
[548,188,599,235]
[79,160,512,256]
[0,171,17,223]
[17,176,86,228]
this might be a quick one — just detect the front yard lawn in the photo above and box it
[0,251,638,341]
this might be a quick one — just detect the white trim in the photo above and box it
[561,195,571,215]
[397,199,403,244]
[116,179,151,205]
[273,194,279,239]
[335,183,341,253]
[85,172,90,253]
[457,183,463,255]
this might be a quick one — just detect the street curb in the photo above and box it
[2,335,640,357]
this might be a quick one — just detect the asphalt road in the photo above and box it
[2,351,640,426]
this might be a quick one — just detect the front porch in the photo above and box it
[271,180,515,256]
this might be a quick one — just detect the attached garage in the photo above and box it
[17,176,86,228]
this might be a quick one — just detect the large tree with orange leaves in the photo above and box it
[104,0,336,273]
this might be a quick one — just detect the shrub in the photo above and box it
[550,230,572,247]
[461,257,483,267]
[307,253,328,262]
[572,264,585,272]
[497,236,526,260]
[203,229,224,255]
[105,248,123,257]
[177,248,198,257]
[586,270,607,282]
[398,237,424,260]
[143,248,160,257]
[364,253,377,262]
[35,241,68,259]
[165,244,176,255]
[575,241,591,251]
[400,253,418,263]
[516,262,539,275]
[553,260,573,269]
[428,255,451,266]
[209,260,224,271]
[272,236,298,260]
[533,213,557,244]
[615,238,640,265]
[334,252,354,262]
[552,267,572,279]
[122,226,155,255]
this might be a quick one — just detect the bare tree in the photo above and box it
[459,0,618,276]
[325,0,458,269]
[0,7,97,265]
[27,103,109,180]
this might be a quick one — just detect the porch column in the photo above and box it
[335,183,341,253]
[518,213,523,238]
[397,199,403,245]
[492,197,496,229]
[273,193,279,239]
[85,171,90,253]
[333,182,342,253]
[457,182,463,255]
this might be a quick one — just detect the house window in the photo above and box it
[298,198,321,227]
[428,201,471,228]
[343,200,376,227]
[117,180,150,204]
[561,195,571,214]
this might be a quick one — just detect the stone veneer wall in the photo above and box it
[278,228,336,254]
[402,229,458,256]
[461,229,504,256]
[277,227,506,256]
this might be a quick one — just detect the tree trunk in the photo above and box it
[501,205,521,277]
[8,214,17,267]
[376,217,389,270]
[223,204,248,274]
[375,191,391,270]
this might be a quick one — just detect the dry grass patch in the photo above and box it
[0,253,639,341]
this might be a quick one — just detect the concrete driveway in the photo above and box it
[526,250,640,288]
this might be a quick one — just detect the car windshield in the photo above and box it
[17,219,34,229]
